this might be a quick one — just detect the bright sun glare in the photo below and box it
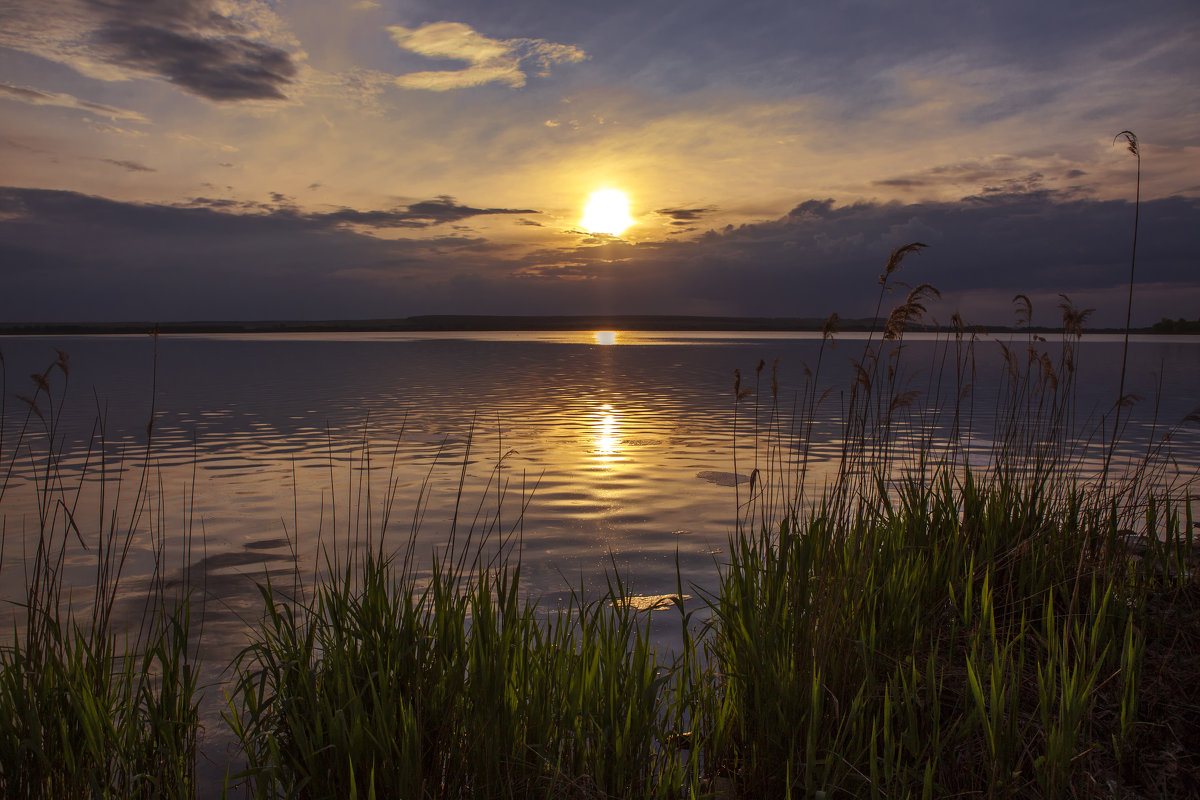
[580,189,635,236]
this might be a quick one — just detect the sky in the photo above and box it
[0,0,1197,325]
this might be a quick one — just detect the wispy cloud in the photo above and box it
[102,158,155,172]
[386,22,585,90]
[0,82,149,122]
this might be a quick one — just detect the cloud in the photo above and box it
[0,82,149,122]
[0,0,301,102]
[386,22,585,90]
[316,196,538,228]
[656,207,715,225]
[0,186,519,320]
[2,186,1197,325]
[102,158,155,172]
[95,22,297,101]
[513,262,597,280]
[88,121,148,137]
[172,193,537,229]
[500,190,1200,324]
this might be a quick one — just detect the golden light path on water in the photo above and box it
[593,402,621,461]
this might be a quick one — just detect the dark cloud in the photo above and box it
[513,263,597,280]
[93,22,296,101]
[874,160,1028,191]
[102,158,155,172]
[0,187,516,320]
[787,199,835,219]
[875,178,927,188]
[2,186,1197,325]
[184,196,255,210]
[656,207,715,225]
[319,196,537,229]
[497,190,1200,324]
[0,0,300,102]
[173,194,535,229]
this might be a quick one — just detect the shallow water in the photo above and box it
[1,329,1198,786]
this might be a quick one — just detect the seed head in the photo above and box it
[1114,130,1139,158]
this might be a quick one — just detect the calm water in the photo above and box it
[3,330,1199,603]
[1,330,1198,782]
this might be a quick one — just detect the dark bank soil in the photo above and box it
[1103,579,1200,798]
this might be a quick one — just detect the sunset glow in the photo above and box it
[0,0,1196,324]
[580,190,635,236]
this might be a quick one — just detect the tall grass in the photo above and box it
[0,344,200,798]
[699,248,1197,798]
[226,554,697,799]
[223,429,697,798]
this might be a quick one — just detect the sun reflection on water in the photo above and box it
[593,403,621,462]
[593,330,617,346]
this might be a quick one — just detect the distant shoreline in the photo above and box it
[0,314,1168,336]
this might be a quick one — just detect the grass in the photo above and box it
[2,229,1198,797]
[226,556,695,799]
[0,344,200,798]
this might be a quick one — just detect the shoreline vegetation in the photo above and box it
[2,242,1199,797]
[0,313,1195,337]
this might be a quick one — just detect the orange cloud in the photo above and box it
[386,22,585,90]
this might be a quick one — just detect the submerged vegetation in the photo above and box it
[2,155,1198,796]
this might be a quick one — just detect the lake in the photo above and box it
[4,329,1199,602]
[1,329,1198,783]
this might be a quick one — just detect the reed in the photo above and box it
[223,431,698,799]
[698,249,1197,797]
[0,345,200,799]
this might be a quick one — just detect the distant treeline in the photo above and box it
[0,314,1175,336]
[1149,317,1200,334]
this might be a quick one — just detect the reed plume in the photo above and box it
[1103,129,1141,483]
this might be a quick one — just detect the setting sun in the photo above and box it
[580,189,635,236]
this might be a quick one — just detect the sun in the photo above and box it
[580,189,635,236]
